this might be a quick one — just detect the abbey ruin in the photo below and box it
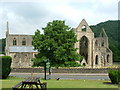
[5,19,113,68]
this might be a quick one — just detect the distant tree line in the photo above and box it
[0,38,6,54]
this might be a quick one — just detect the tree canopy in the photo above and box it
[0,38,6,54]
[32,20,82,68]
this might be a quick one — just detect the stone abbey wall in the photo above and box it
[8,34,33,46]
[74,19,113,68]
[5,22,37,68]
[6,19,113,68]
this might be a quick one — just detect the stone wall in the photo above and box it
[10,52,34,68]
[6,20,113,69]
[8,35,33,46]
[75,19,94,68]
[11,68,120,73]
[74,19,113,68]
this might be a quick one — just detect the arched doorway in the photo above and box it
[80,36,89,63]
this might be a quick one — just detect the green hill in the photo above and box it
[90,20,120,61]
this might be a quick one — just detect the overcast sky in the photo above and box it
[0,0,119,38]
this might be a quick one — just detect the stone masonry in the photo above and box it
[74,19,112,68]
[5,19,113,68]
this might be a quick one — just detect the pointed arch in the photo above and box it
[76,19,93,32]
[101,40,104,47]
[107,54,110,63]
[99,28,108,37]
[13,38,17,45]
[95,40,98,47]
[22,38,26,45]
[82,25,86,32]
[80,36,89,63]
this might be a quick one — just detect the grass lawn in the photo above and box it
[1,76,118,89]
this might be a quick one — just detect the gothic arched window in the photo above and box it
[102,41,104,47]
[22,38,26,45]
[95,40,98,47]
[82,25,86,32]
[13,38,17,45]
[80,36,88,63]
[95,55,98,65]
[107,54,110,63]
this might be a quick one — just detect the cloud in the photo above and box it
[0,0,119,38]
[119,1,120,19]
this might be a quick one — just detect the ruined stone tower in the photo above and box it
[74,19,113,68]
[5,22,37,68]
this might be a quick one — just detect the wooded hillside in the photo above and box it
[90,20,120,61]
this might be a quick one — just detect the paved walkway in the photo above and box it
[10,73,109,80]
[10,73,108,76]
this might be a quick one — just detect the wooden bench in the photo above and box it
[12,77,47,90]
[12,82,22,90]
[37,80,47,90]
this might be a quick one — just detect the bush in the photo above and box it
[108,70,120,84]
[0,56,12,79]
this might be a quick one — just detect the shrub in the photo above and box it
[0,56,12,79]
[64,61,81,67]
[108,70,120,84]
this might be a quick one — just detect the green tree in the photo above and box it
[0,38,6,54]
[32,20,82,68]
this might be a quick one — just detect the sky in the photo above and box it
[0,0,119,38]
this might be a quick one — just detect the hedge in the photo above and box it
[0,56,12,79]
[108,69,120,84]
